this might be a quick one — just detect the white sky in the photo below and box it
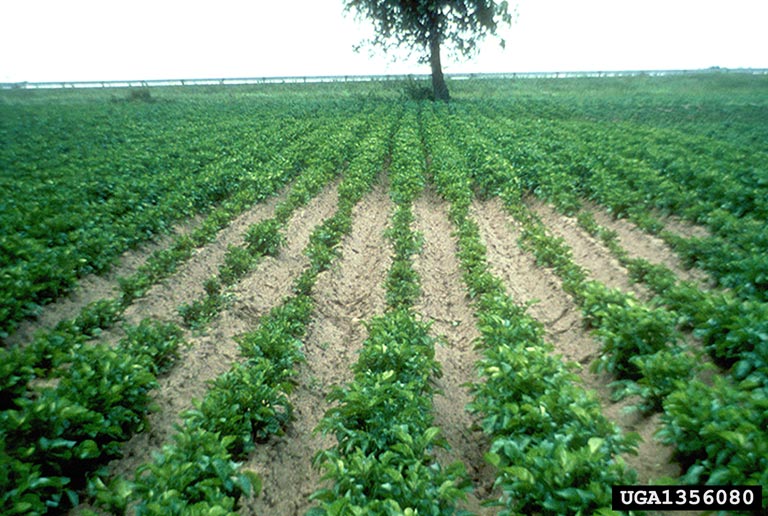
[1,0,766,82]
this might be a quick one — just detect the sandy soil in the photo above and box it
[586,201,712,287]
[106,180,339,481]
[412,190,498,514]
[56,180,722,515]
[472,196,681,485]
[6,217,199,347]
[240,178,393,516]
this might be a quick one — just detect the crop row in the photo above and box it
[576,214,768,508]
[462,101,767,303]
[0,95,377,339]
[445,105,766,511]
[424,103,638,514]
[1,319,185,514]
[0,103,381,514]
[309,104,471,515]
[177,107,371,330]
[469,103,768,400]
[91,107,398,514]
[513,202,766,512]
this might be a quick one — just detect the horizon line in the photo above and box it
[3,67,767,90]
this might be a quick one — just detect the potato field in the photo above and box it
[1,73,766,515]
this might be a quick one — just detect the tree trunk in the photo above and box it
[429,31,450,102]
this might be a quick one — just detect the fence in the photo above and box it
[2,68,766,90]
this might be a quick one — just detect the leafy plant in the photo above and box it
[182,361,292,457]
[219,245,254,285]
[119,319,186,376]
[658,376,768,510]
[244,218,284,257]
[130,428,259,515]
[610,349,699,413]
[582,281,679,379]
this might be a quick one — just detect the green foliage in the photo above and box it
[119,319,186,376]
[306,215,348,273]
[130,428,259,515]
[244,218,284,257]
[178,293,226,331]
[182,361,292,457]
[3,74,767,513]
[658,377,768,510]
[468,295,638,514]
[385,208,423,310]
[310,114,469,512]
[344,0,512,63]
[311,428,471,515]
[582,282,679,379]
[0,91,348,338]
[0,323,177,513]
[66,298,123,338]
[0,347,35,410]
[121,115,391,512]
[126,87,154,103]
[610,349,699,413]
[514,211,587,296]
[312,307,468,513]
[219,245,255,285]
[425,111,638,514]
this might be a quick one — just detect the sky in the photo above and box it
[1,0,766,83]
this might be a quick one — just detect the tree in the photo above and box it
[344,0,512,101]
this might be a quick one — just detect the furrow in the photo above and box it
[412,191,495,514]
[5,219,195,346]
[472,196,681,485]
[106,180,339,480]
[527,197,647,299]
[586,202,711,287]
[240,178,393,516]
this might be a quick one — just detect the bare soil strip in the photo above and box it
[661,213,711,240]
[412,191,497,515]
[240,179,393,516]
[106,182,339,481]
[527,198,647,298]
[6,217,199,346]
[121,193,289,328]
[585,201,711,287]
[471,196,680,485]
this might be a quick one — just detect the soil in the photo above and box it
[585,201,712,287]
[240,178,393,515]
[106,180,339,481]
[412,190,498,514]
[472,196,681,485]
[47,183,719,515]
[6,217,199,347]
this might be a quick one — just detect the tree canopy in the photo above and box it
[345,0,513,100]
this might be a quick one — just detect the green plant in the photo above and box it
[127,87,153,102]
[119,319,186,376]
[130,428,259,515]
[178,294,225,330]
[610,349,699,413]
[244,218,284,257]
[219,245,254,285]
[582,281,679,379]
[182,361,292,456]
[658,376,768,510]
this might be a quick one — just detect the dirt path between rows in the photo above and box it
[471,196,680,485]
[586,202,712,287]
[240,178,393,516]
[528,198,649,299]
[6,217,199,347]
[104,180,339,482]
[412,190,497,515]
